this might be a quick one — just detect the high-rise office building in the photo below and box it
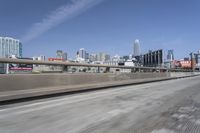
[0,37,22,58]
[62,52,68,61]
[78,48,86,59]
[143,49,164,67]
[133,39,140,57]
[85,52,90,60]
[0,37,22,73]
[167,50,174,61]
[76,48,89,62]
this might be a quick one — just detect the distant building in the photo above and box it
[143,49,164,67]
[112,55,121,62]
[56,50,67,61]
[32,55,46,68]
[97,53,103,61]
[78,48,86,59]
[190,53,196,70]
[89,54,97,62]
[76,48,90,62]
[0,37,22,74]
[129,54,133,60]
[180,61,192,69]
[124,59,135,67]
[187,51,200,70]
[184,57,190,61]
[85,52,90,60]
[97,53,110,62]
[0,37,22,58]
[32,58,64,73]
[133,39,140,57]
[62,52,68,61]
[167,50,174,61]
[33,55,45,61]
[122,56,129,61]
[195,51,200,65]
[105,54,111,61]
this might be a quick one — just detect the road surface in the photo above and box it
[1,76,200,133]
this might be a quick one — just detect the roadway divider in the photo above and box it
[0,72,200,105]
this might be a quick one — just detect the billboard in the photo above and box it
[9,57,33,71]
[48,58,64,62]
[143,49,163,67]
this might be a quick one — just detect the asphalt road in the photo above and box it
[1,76,200,133]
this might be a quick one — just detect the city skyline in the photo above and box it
[1,0,200,59]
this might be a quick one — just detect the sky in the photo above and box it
[0,0,200,59]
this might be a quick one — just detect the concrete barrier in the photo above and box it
[169,72,200,77]
[0,72,200,103]
[0,73,169,92]
[1,72,200,92]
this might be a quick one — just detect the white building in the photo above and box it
[0,37,22,74]
[33,55,45,61]
[97,52,110,62]
[0,37,22,58]
[78,48,86,59]
[124,59,135,67]
[112,55,121,62]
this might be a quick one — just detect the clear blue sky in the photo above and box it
[0,0,200,59]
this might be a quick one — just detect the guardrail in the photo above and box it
[0,58,194,72]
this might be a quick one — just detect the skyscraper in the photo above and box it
[0,37,22,58]
[0,37,22,73]
[167,50,174,61]
[133,39,140,57]
[78,48,86,59]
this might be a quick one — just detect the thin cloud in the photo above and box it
[21,0,105,43]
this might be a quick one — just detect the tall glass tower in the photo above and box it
[133,39,140,57]
[167,50,174,61]
[0,37,22,58]
[0,37,22,73]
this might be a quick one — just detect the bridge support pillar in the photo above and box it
[131,68,135,73]
[105,67,110,73]
[63,66,69,72]
[97,67,100,73]
[135,68,141,72]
